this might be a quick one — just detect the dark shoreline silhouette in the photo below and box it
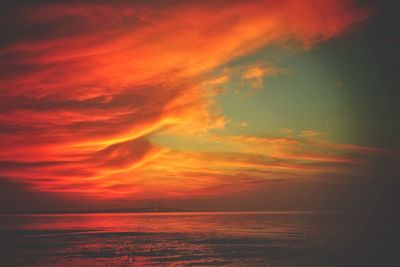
[0,207,191,215]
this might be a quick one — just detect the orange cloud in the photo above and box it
[0,0,371,199]
[242,66,281,89]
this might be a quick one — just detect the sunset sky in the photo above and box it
[0,0,398,212]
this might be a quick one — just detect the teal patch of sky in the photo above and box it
[310,18,399,148]
[214,43,354,143]
[214,16,399,148]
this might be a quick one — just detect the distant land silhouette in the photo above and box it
[0,207,191,215]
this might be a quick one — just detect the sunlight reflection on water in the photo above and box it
[0,211,358,266]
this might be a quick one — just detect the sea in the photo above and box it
[0,211,370,266]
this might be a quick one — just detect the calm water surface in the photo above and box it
[0,211,361,266]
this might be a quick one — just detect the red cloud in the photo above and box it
[0,0,371,199]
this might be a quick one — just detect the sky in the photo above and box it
[0,0,398,212]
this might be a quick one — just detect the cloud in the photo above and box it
[299,130,324,138]
[241,66,281,89]
[236,121,249,128]
[0,0,371,200]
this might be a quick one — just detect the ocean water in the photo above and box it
[0,211,360,266]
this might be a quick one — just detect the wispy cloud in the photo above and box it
[0,0,371,199]
[241,66,282,89]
